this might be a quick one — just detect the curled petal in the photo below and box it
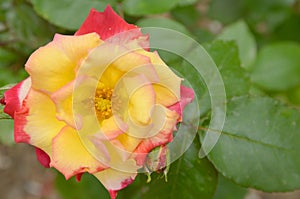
[137,50,182,106]
[3,78,31,118]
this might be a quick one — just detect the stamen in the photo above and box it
[95,83,113,121]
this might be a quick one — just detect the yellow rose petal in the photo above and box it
[51,126,107,179]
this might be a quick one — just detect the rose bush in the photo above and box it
[0,5,194,199]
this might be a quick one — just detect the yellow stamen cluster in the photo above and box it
[95,83,113,121]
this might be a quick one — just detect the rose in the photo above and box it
[1,5,194,198]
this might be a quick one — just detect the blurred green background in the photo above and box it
[1,0,300,199]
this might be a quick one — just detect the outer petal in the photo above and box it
[76,5,138,40]
[93,168,137,199]
[51,126,107,179]
[14,89,65,155]
[168,85,195,121]
[3,78,31,118]
[25,33,101,93]
[35,147,51,168]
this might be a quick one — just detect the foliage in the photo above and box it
[1,0,300,198]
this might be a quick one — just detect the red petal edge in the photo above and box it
[134,130,173,166]
[3,78,31,118]
[35,147,50,168]
[75,5,138,40]
[76,173,84,182]
[108,177,134,199]
[134,85,195,166]
[168,85,195,121]
[109,190,117,199]
[14,97,30,143]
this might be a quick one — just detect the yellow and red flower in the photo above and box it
[1,5,194,199]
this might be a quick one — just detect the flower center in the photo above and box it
[95,83,113,121]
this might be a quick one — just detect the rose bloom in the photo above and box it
[1,5,194,199]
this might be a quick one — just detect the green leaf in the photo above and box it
[0,119,14,145]
[30,0,115,30]
[0,111,11,120]
[119,141,218,199]
[177,0,198,6]
[137,17,191,63]
[123,0,180,16]
[0,85,14,146]
[170,5,199,28]
[0,50,28,85]
[202,96,300,192]
[218,20,257,69]
[0,48,17,66]
[242,0,294,31]
[213,175,247,199]
[0,39,27,78]
[55,172,110,199]
[205,40,251,99]
[0,0,12,22]
[209,0,244,24]
[209,0,294,30]
[137,17,190,35]
[199,40,251,114]
[0,68,27,86]
[192,27,215,44]
[287,85,300,105]
[6,3,55,50]
[251,42,300,91]
[274,13,300,43]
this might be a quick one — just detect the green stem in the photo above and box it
[0,110,11,120]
